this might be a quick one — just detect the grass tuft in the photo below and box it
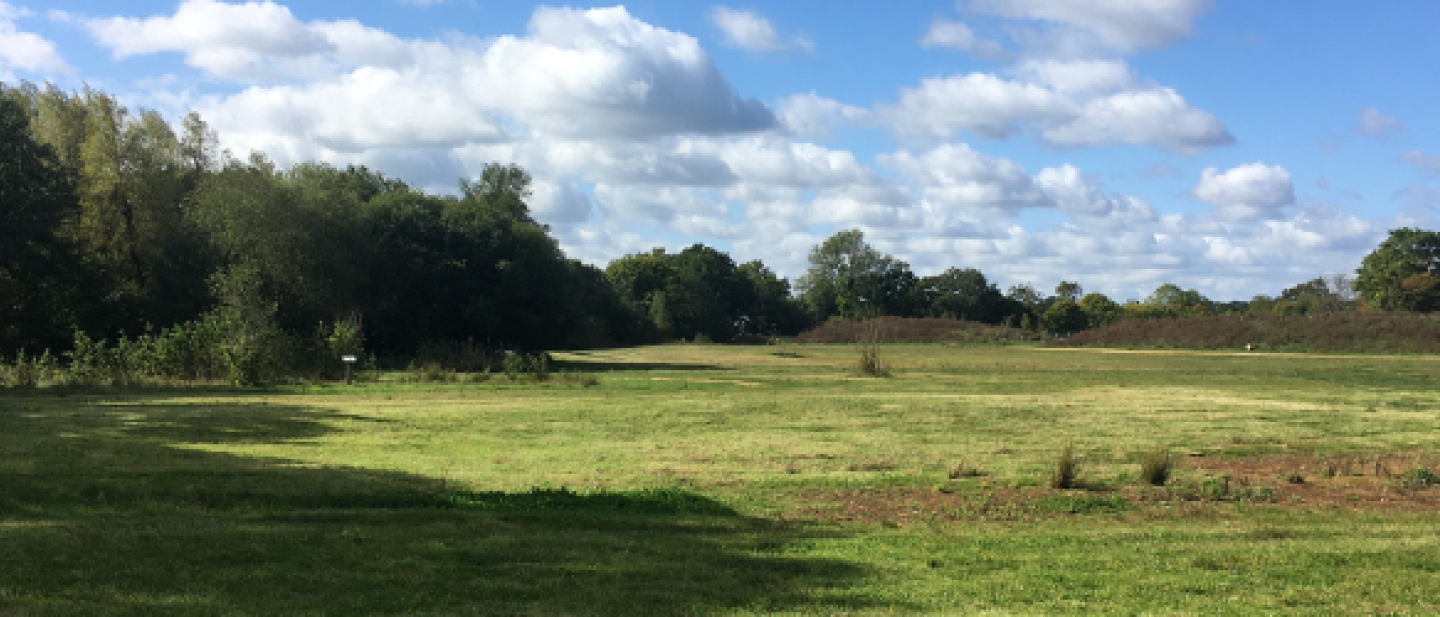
[1138,447,1173,486]
[1051,442,1081,489]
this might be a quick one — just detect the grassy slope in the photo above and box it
[2,344,1438,615]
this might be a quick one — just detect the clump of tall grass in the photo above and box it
[1138,447,1173,486]
[1051,442,1081,489]
[854,319,891,377]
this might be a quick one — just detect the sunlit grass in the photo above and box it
[3,344,1439,614]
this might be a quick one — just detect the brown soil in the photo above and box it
[786,453,1440,525]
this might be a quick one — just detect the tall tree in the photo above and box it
[0,94,83,353]
[916,268,1008,322]
[1354,228,1440,312]
[797,229,916,320]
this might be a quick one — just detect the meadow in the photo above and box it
[2,343,1439,615]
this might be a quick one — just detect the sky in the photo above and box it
[4,0,1439,301]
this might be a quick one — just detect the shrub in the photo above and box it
[1138,448,1173,486]
[1051,443,1081,489]
[1397,467,1439,489]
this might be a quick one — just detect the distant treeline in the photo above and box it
[5,81,1440,384]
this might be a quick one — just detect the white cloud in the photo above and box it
[79,0,336,80]
[1011,59,1133,96]
[0,2,69,75]
[1401,149,1440,176]
[1354,107,1403,138]
[882,72,1068,140]
[919,19,1006,60]
[970,0,1212,54]
[1193,162,1295,220]
[472,6,776,138]
[709,6,813,54]
[777,92,869,140]
[882,144,1046,212]
[530,178,594,223]
[172,4,777,168]
[1041,86,1233,153]
[880,68,1230,152]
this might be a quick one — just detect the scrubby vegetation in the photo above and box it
[1052,312,1440,353]
[795,316,1041,345]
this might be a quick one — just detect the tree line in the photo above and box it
[3,82,1436,383]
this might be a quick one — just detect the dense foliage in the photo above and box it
[5,81,1440,382]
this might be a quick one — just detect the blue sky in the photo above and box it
[4,1,1438,301]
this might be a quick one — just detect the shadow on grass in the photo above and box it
[0,393,882,615]
[552,359,725,373]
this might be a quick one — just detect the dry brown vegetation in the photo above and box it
[1054,312,1440,353]
[795,316,1041,345]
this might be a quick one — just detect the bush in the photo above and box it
[1051,443,1081,489]
[1397,467,1439,489]
[1138,448,1173,486]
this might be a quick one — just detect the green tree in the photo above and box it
[1354,228,1440,312]
[796,230,916,320]
[1077,292,1121,328]
[916,268,1007,322]
[0,94,84,353]
[1042,300,1088,334]
[1054,281,1082,303]
[1145,283,1211,316]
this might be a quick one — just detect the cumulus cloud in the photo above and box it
[1354,107,1403,138]
[78,0,339,80]
[882,144,1047,212]
[919,19,1007,60]
[970,0,1212,54]
[1042,86,1233,153]
[1401,149,1440,176]
[879,66,1231,152]
[161,4,778,167]
[709,6,813,54]
[0,2,70,76]
[882,72,1068,140]
[1193,162,1295,220]
[777,92,869,140]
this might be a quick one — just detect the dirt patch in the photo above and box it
[785,453,1440,525]
[650,377,763,387]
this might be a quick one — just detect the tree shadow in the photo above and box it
[0,392,888,615]
[552,359,726,373]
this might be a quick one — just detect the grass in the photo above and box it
[3,344,1440,614]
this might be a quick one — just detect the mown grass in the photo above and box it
[3,344,1440,614]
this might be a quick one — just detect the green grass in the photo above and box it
[3,344,1440,614]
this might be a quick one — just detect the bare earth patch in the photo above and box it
[787,453,1440,525]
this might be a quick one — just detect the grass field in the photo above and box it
[3,344,1439,615]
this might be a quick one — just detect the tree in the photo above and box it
[1145,283,1211,316]
[1054,281,1082,303]
[916,268,1006,322]
[1077,292,1121,328]
[796,230,916,320]
[1354,228,1440,312]
[0,94,84,353]
[1042,300,1088,334]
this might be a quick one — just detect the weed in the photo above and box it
[948,462,984,479]
[1396,467,1439,489]
[1282,472,1306,485]
[1051,443,1081,489]
[1138,447,1173,486]
[1036,494,1133,514]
